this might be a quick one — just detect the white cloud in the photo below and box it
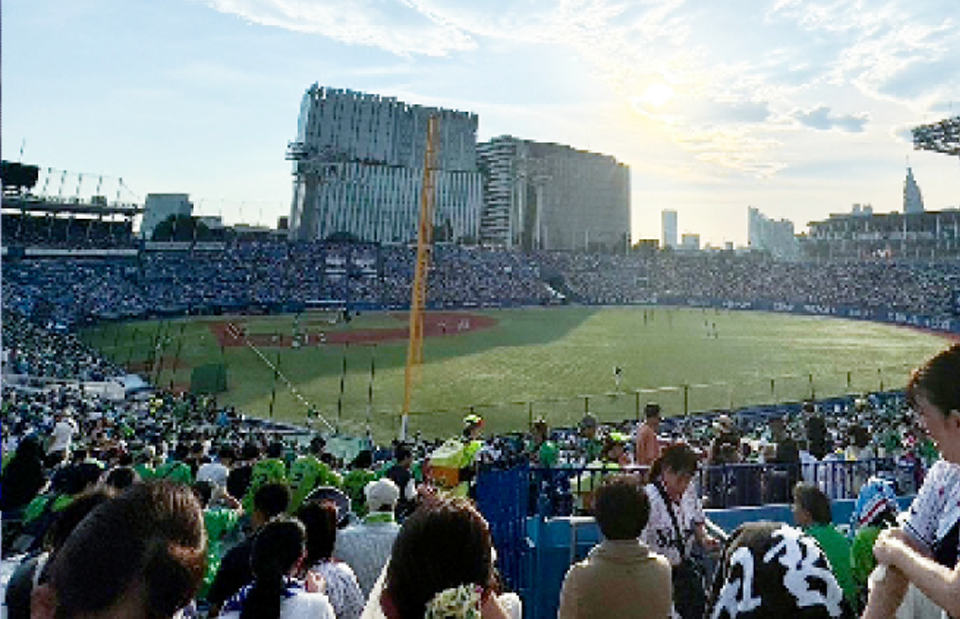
[201,0,960,176]
[202,0,477,56]
[789,105,869,133]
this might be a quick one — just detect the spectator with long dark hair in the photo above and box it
[218,516,335,619]
[5,487,116,619]
[298,500,364,619]
[31,481,206,619]
[641,443,719,619]
[0,434,46,513]
[207,481,292,615]
[864,344,960,619]
[377,495,520,619]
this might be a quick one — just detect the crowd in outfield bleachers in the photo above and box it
[4,242,960,329]
[4,241,960,618]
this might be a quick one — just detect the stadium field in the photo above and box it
[81,306,952,441]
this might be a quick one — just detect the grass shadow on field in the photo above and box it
[78,306,599,411]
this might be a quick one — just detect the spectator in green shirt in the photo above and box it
[154,442,194,485]
[793,482,858,611]
[527,418,559,467]
[342,449,378,518]
[242,441,288,514]
[132,445,156,481]
[288,436,341,513]
[192,480,244,601]
[577,414,603,463]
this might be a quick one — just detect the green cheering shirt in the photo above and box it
[287,454,341,512]
[243,456,287,513]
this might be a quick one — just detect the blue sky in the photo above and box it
[3,0,959,246]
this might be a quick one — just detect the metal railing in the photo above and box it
[502,456,921,518]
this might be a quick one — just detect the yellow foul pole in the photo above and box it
[401,115,440,439]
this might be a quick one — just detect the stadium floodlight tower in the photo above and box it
[912,115,960,158]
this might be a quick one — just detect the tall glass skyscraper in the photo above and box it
[477,136,630,252]
[661,209,678,249]
[903,167,924,214]
[288,85,482,243]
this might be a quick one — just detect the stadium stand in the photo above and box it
[5,241,960,328]
[5,235,960,618]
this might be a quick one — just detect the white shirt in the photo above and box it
[333,518,400,598]
[48,418,77,454]
[359,562,522,619]
[799,450,819,483]
[903,459,960,558]
[218,583,335,619]
[309,560,364,619]
[197,461,230,487]
[641,482,705,567]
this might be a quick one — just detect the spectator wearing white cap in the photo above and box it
[334,478,401,599]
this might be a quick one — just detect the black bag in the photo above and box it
[656,482,707,619]
[932,517,960,568]
[672,559,707,619]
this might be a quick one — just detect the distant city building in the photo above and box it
[680,233,700,252]
[851,203,874,217]
[196,216,224,231]
[804,209,960,260]
[634,239,659,252]
[476,136,629,251]
[232,223,286,241]
[662,210,678,249]
[277,216,289,230]
[904,167,924,214]
[747,207,799,261]
[287,85,482,243]
[141,194,192,240]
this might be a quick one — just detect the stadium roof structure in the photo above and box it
[1,194,142,216]
[912,115,960,158]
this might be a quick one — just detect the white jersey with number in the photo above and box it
[641,482,705,567]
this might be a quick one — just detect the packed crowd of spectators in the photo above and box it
[0,242,555,327]
[1,214,135,249]
[3,302,959,618]
[4,242,960,330]
[537,250,960,316]
[2,314,123,381]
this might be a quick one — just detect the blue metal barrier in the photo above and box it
[518,457,920,516]
[505,495,917,619]
[475,464,530,595]
[474,459,924,619]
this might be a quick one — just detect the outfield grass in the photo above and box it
[81,306,952,441]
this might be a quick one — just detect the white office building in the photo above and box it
[662,210,678,249]
[747,207,799,261]
[288,85,482,243]
[680,232,700,252]
[476,136,630,251]
[904,167,924,214]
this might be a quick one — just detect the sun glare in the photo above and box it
[641,83,675,108]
